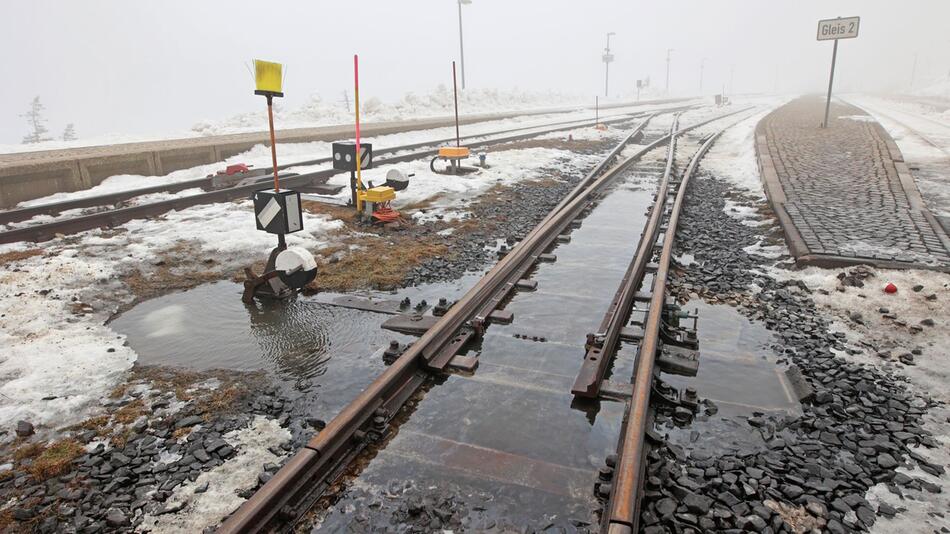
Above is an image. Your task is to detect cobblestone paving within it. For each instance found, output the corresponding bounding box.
[759,96,950,267]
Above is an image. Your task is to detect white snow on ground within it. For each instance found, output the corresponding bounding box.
[864,407,950,534]
[138,416,291,533]
[911,78,950,100]
[769,265,950,533]
[700,100,789,198]
[191,87,655,137]
[371,146,603,209]
[0,88,673,154]
[697,96,949,530]
[0,110,626,435]
[847,94,950,219]
[0,203,341,435]
[8,100,689,217]
[0,254,136,429]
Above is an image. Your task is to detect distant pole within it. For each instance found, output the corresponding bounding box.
[822,38,839,128]
[603,32,615,98]
[665,49,673,93]
[699,58,706,93]
[729,64,735,94]
[595,96,599,124]
[910,52,918,90]
[453,61,461,147]
[457,0,469,89]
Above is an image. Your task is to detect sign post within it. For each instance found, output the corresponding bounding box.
[817,16,860,128]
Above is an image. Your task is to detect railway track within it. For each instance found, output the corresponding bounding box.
[0,106,692,244]
[216,105,753,533]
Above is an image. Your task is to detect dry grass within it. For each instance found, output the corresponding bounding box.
[192,384,244,415]
[172,427,191,441]
[112,398,145,425]
[120,241,225,306]
[0,248,43,266]
[309,236,449,292]
[12,442,44,462]
[66,415,110,434]
[109,428,135,449]
[301,200,360,228]
[28,439,83,481]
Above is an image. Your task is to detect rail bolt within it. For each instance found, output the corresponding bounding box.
[605,453,617,468]
[598,465,614,481]
[597,483,612,499]
[673,406,693,425]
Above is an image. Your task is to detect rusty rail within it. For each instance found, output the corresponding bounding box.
[0,113,654,244]
[0,107,678,229]
[604,125,735,534]
[218,108,751,533]
[572,116,680,398]
[217,116,661,534]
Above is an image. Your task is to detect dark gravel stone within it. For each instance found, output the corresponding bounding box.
[15,420,34,437]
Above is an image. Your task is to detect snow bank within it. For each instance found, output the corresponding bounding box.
[700,99,789,198]
[138,416,291,532]
[0,253,135,429]
[0,88,619,155]
[191,87,602,137]
[0,200,341,435]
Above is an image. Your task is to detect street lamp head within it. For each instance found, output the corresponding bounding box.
[459,0,472,5]
[607,32,616,36]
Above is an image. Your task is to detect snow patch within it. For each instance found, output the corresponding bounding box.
[139,416,291,532]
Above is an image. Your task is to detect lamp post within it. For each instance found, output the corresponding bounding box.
[603,32,616,98]
[457,0,471,89]
[665,48,674,93]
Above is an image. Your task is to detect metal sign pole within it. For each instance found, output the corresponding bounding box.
[822,38,839,128]
[265,95,280,191]
[453,61,461,148]
[354,54,364,212]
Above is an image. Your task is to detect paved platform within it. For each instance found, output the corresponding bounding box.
[756,96,950,271]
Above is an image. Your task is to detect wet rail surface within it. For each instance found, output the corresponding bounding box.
[210,108,757,533]
[105,106,760,533]
[313,160,665,529]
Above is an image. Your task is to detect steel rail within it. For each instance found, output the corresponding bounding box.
[572,115,680,398]
[605,126,731,534]
[0,106,676,227]
[218,108,750,533]
[216,116,658,534]
[0,110,676,245]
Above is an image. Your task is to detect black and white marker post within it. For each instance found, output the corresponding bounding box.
[816,16,860,128]
[243,60,318,303]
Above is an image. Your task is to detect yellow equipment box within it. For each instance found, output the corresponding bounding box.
[438,146,470,159]
[359,186,396,203]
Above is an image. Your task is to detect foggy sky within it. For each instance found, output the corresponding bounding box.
[2,0,948,144]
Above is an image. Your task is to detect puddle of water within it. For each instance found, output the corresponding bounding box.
[658,300,801,455]
[110,281,417,416]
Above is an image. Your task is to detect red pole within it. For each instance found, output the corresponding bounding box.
[452,61,460,148]
[354,54,361,165]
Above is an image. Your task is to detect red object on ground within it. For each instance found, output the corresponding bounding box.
[225,163,250,176]
[884,282,898,294]
[371,206,402,223]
